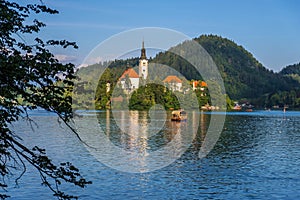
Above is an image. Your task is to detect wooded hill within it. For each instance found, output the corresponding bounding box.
[154,35,299,101]
[279,62,300,83]
[75,35,300,109]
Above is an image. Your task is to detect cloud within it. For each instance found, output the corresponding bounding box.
[76,63,89,68]
[75,56,104,69]
[54,54,77,63]
[76,54,118,69]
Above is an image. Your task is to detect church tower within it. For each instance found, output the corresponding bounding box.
[139,40,148,80]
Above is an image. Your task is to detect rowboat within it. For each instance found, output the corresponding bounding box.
[171,110,187,121]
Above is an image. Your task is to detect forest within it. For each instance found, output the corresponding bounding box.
[74,35,300,110]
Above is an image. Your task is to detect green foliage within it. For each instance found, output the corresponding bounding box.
[129,84,181,110]
[74,58,140,110]
[76,34,300,110]
[0,1,91,199]
[280,62,300,75]
[94,68,113,109]
[253,62,300,108]
[226,94,235,110]
[194,89,210,107]
[153,34,300,108]
[263,89,300,109]
[279,63,300,84]
[153,51,202,80]
[194,35,299,100]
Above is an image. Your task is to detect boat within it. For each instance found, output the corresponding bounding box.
[233,104,242,111]
[171,110,187,121]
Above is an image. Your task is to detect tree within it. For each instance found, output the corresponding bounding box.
[0,1,91,199]
[95,68,113,109]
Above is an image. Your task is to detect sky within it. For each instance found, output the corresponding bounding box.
[28,0,300,71]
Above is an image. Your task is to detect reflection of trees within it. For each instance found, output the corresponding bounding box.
[163,118,184,142]
[191,112,211,151]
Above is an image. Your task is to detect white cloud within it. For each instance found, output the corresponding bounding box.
[76,54,118,69]
[54,54,77,63]
[75,56,104,69]
[76,63,89,68]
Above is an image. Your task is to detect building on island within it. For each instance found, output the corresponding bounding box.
[163,75,183,92]
[191,80,207,91]
[119,41,148,93]
[119,68,140,91]
[138,40,148,80]
[191,80,208,96]
[118,41,207,95]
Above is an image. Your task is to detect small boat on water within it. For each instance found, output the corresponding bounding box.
[171,110,187,121]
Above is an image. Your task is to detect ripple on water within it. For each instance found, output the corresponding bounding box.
[5,110,300,199]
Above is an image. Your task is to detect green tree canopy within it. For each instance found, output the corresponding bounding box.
[0,1,91,199]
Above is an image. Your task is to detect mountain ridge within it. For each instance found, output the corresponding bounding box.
[76,34,300,109]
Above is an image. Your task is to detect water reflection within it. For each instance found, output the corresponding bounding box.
[9,110,300,199]
[75,110,199,172]
[98,110,193,152]
[191,112,210,151]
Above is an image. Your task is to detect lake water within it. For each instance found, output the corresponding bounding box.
[5,110,300,199]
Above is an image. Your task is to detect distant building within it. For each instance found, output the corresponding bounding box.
[138,40,148,80]
[118,41,148,93]
[119,68,139,92]
[163,75,182,92]
[191,80,207,91]
[191,80,208,96]
[117,42,207,95]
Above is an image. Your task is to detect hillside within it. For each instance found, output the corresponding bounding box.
[280,62,300,75]
[154,35,299,100]
[279,62,300,83]
[75,35,300,109]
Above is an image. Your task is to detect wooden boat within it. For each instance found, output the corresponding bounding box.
[171,110,187,121]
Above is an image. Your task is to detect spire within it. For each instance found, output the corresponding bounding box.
[140,40,146,59]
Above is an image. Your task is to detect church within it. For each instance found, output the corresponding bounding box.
[118,41,184,93]
[119,41,149,92]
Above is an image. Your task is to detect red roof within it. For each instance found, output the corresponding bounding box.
[192,80,207,87]
[163,76,182,83]
[120,68,139,79]
[200,81,207,87]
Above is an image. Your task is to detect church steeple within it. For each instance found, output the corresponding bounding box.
[140,40,147,59]
[139,40,148,80]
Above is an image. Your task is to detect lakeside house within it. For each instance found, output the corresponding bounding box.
[163,75,183,92]
[191,80,208,96]
[191,80,207,91]
[119,67,140,92]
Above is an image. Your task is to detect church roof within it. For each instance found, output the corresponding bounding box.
[120,68,139,79]
[163,75,182,83]
[140,40,147,59]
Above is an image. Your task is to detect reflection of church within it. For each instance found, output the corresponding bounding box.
[119,41,148,92]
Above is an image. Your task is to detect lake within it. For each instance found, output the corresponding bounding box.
[6,110,300,199]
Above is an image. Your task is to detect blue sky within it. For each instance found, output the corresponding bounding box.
[36,0,300,71]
